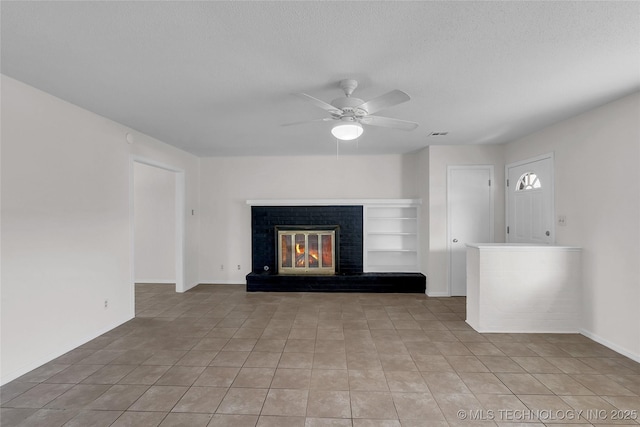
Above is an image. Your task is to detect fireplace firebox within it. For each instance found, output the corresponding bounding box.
[275,226,339,275]
[278,229,335,275]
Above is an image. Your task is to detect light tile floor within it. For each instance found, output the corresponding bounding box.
[1,284,639,426]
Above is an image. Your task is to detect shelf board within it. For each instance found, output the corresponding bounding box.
[247,198,421,206]
[365,266,420,272]
[367,249,417,253]
[368,217,417,220]
[367,232,415,236]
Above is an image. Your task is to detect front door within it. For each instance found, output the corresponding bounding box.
[506,154,554,244]
[448,166,493,296]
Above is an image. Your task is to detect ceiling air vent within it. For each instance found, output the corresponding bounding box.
[429,132,449,136]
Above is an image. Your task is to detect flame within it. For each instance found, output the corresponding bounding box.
[295,243,304,254]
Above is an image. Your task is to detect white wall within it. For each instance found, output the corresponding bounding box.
[504,92,640,361]
[0,75,200,384]
[134,162,176,283]
[423,144,506,296]
[198,155,419,283]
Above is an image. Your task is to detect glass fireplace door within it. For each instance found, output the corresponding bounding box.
[278,230,335,275]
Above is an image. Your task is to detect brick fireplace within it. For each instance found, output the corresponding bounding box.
[246,202,425,293]
[250,205,363,275]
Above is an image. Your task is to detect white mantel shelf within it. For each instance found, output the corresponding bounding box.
[246,199,422,206]
[466,243,582,251]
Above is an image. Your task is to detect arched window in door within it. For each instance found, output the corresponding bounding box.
[516,172,541,191]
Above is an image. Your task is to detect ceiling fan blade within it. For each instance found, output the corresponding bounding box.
[356,90,410,114]
[360,115,419,131]
[294,93,342,115]
[281,117,334,127]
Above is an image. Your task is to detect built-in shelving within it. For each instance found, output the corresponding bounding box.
[364,204,420,273]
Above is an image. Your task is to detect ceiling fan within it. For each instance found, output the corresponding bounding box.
[286,79,418,141]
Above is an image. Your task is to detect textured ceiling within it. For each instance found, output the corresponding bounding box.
[2,1,639,156]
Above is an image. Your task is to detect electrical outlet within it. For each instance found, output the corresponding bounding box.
[237,264,241,270]
[558,215,567,226]
[104,299,108,309]
[220,264,224,271]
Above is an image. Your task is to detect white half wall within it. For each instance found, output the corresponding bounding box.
[134,162,176,284]
[0,75,200,384]
[198,154,419,283]
[504,92,640,361]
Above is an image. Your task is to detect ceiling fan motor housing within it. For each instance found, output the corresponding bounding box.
[331,96,367,117]
[332,79,368,117]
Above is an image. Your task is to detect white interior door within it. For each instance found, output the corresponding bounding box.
[448,166,493,296]
[506,154,554,244]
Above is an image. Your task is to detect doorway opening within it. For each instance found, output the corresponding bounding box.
[130,156,186,316]
[134,162,176,284]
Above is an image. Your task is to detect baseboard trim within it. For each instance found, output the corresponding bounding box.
[579,328,640,363]
[426,291,450,297]
[198,280,246,285]
[1,315,134,386]
[182,281,200,292]
[134,279,175,284]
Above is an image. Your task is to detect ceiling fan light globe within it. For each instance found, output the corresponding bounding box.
[331,123,363,141]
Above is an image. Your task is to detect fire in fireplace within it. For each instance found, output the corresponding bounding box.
[276,226,338,275]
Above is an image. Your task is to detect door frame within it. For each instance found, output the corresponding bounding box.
[505,152,555,244]
[447,165,494,296]
[129,155,186,316]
